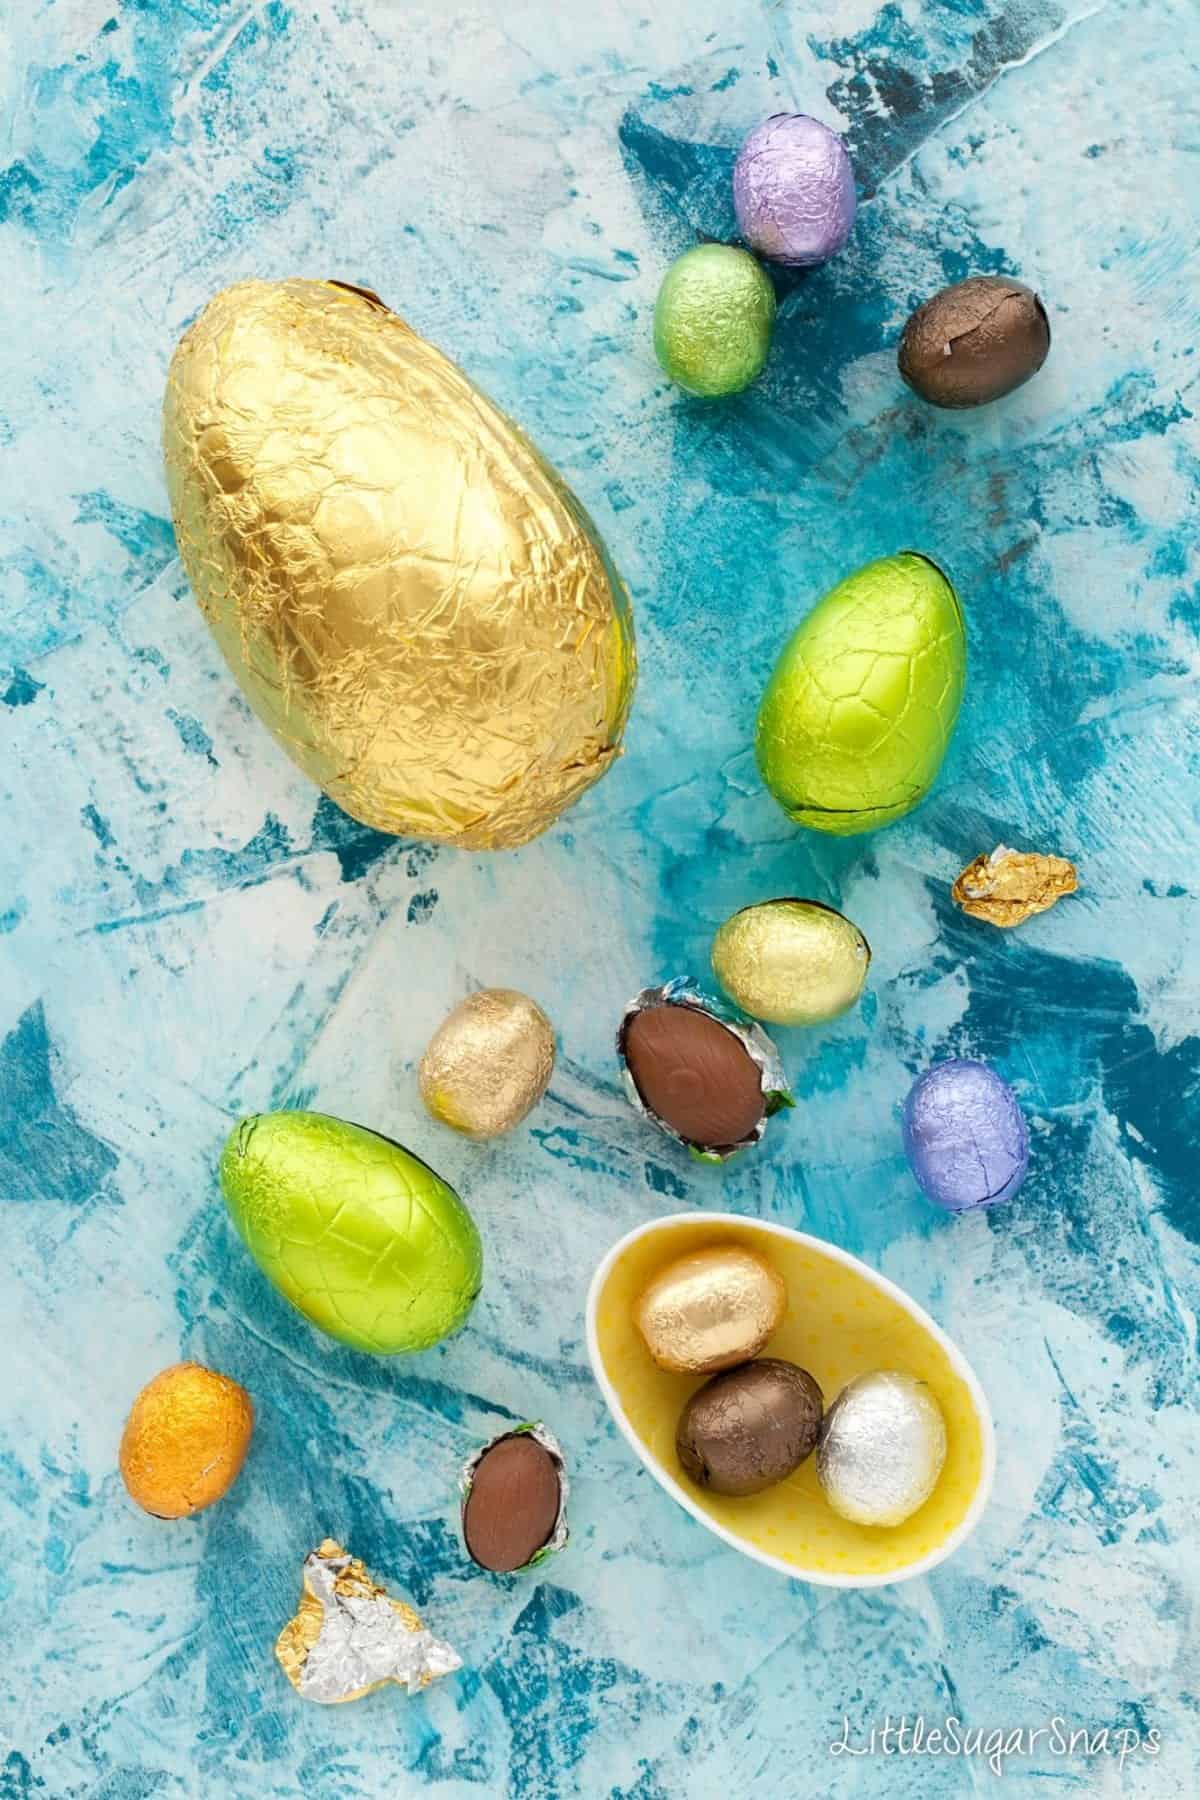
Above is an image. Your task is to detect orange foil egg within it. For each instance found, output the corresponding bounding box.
[119,1362,254,1519]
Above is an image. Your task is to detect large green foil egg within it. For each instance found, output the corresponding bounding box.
[219,1111,482,1354]
[755,553,966,835]
[653,245,776,397]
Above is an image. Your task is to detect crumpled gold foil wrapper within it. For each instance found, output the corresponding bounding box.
[162,278,636,849]
[276,1540,460,1704]
[420,988,555,1139]
[952,844,1078,928]
[634,1243,787,1374]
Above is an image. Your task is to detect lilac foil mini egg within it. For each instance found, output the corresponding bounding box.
[732,114,856,268]
[902,1059,1028,1213]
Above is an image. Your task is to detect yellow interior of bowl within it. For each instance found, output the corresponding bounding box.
[594,1218,986,1578]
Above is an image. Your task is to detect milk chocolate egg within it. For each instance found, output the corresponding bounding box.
[460,1424,568,1573]
[712,898,870,1026]
[676,1359,823,1497]
[634,1243,786,1374]
[617,980,792,1161]
[756,553,966,835]
[902,1058,1028,1212]
[654,245,776,397]
[817,1371,946,1526]
[220,1111,482,1353]
[899,276,1050,409]
[163,279,636,848]
[119,1362,253,1519]
[419,989,555,1140]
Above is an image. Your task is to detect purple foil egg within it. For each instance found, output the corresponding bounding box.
[732,114,856,268]
[902,1059,1029,1213]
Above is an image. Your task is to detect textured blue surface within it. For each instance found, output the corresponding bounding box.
[2,2,1198,1795]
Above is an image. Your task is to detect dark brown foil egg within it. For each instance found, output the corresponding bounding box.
[462,1432,563,1573]
[676,1358,824,1497]
[624,1004,763,1148]
[898,276,1050,409]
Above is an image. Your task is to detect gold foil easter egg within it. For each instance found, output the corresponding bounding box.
[634,1244,787,1374]
[712,898,870,1026]
[419,989,555,1139]
[119,1362,253,1519]
[162,279,636,849]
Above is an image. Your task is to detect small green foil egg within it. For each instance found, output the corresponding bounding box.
[756,552,966,835]
[654,245,776,397]
[712,899,870,1027]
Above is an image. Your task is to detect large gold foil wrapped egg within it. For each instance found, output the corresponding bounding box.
[162,279,637,849]
[634,1244,786,1374]
[420,989,555,1139]
[712,898,870,1026]
[119,1362,254,1519]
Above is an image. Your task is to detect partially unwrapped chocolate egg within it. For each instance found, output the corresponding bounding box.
[120,1362,253,1519]
[460,1424,568,1573]
[634,1243,786,1374]
[617,980,792,1161]
[419,989,555,1139]
[712,898,870,1026]
[677,1359,823,1496]
[898,276,1050,409]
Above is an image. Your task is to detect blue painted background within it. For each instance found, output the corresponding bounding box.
[2,1,1198,1794]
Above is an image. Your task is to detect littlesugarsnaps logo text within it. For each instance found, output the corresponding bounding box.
[829,1714,1160,1778]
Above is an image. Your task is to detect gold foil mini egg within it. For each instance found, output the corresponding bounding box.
[419,988,556,1140]
[119,1362,253,1519]
[634,1243,787,1374]
[712,898,870,1026]
[951,845,1078,928]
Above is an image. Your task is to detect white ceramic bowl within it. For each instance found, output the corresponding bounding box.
[586,1212,995,1587]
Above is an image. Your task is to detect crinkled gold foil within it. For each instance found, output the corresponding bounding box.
[634,1243,787,1374]
[162,278,636,849]
[119,1362,253,1520]
[420,989,555,1139]
[711,898,870,1026]
[276,1540,460,1704]
[951,844,1078,928]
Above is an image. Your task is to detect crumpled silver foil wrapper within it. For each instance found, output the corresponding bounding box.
[459,1421,570,1565]
[617,977,793,1164]
[276,1540,461,1704]
[817,1372,947,1528]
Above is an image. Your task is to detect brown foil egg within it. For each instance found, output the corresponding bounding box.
[462,1428,567,1573]
[119,1362,254,1519]
[676,1358,824,1497]
[898,276,1050,409]
[634,1244,787,1374]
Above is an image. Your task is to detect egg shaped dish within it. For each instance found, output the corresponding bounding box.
[587,1213,994,1586]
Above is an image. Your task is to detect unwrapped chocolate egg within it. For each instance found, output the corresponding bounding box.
[220,1111,482,1353]
[903,1059,1029,1212]
[163,278,636,849]
[817,1371,947,1526]
[460,1423,568,1573]
[634,1243,786,1374]
[676,1358,823,1497]
[732,114,856,267]
[756,552,966,835]
[120,1362,253,1519]
[419,989,555,1140]
[899,276,1050,409]
[654,245,776,397]
[712,898,870,1026]
[618,979,792,1161]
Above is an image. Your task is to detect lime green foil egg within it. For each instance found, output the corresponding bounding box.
[219,1111,482,1354]
[653,245,776,397]
[755,553,966,835]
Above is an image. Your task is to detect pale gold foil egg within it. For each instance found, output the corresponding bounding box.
[419,989,555,1140]
[634,1244,787,1374]
[712,898,870,1027]
[119,1362,254,1519]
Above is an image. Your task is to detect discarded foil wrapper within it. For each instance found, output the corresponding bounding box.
[951,844,1078,928]
[459,1422,569,1570]
[276,1539,460,1704]
[617,978,793,1164]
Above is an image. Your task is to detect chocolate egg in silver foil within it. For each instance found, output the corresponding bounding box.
[817,1370,947,1527]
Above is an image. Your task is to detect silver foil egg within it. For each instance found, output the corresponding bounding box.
[817,1371,947,1527]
